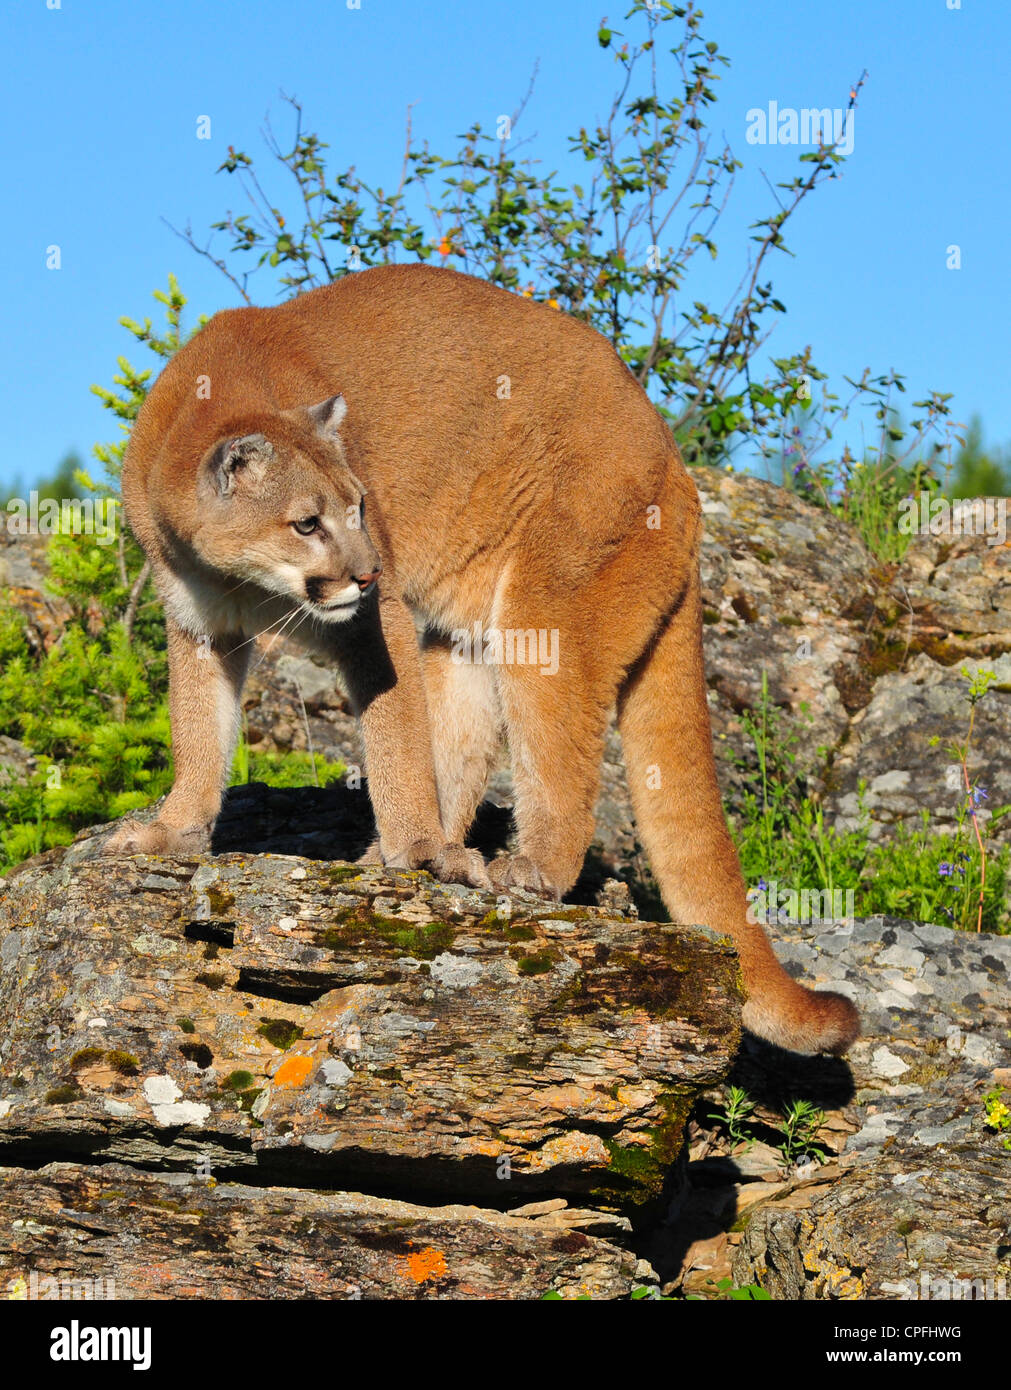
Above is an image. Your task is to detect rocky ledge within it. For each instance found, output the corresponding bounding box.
[0,840,739,1299]
[1,812,1008,1299]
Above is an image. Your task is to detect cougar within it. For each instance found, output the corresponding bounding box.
[107,263,859,1055]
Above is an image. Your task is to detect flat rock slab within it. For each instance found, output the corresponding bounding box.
[0,852,741,1214]
[0,1162,639,1300]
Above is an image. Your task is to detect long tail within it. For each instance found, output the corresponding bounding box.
[616,536,859,1056]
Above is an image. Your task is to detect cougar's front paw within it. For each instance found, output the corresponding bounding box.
[391,838,492,891]
[487,854,557,898]
[104,818,211,857]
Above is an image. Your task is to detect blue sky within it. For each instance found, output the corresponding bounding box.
[1,0,1007,493]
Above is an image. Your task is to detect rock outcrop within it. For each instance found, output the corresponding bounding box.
[5,827,1008,1300]
[0,838,740,1299]
[731,1146,1011,1302]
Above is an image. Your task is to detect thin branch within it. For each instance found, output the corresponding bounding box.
[161,218,253,304]
[122,559,151,644]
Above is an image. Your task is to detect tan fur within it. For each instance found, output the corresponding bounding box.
[107,264,859,1055]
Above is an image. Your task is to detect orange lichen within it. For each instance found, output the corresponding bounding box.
[400,1247,448,1283]
[273,1055,315,1089]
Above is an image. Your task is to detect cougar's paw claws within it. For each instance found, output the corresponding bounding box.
[487,854,556,898]
[399,839,492,891]
[104,819,210,858]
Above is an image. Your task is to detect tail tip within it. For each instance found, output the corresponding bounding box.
[816,990,861,1056]
[743,988,860,1057]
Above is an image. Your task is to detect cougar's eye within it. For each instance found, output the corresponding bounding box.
[292,516,320,536]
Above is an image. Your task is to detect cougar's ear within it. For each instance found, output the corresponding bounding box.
[207,433,274,498]
[306,394,348,443]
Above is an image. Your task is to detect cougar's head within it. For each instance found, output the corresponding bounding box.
[193,395,382,623]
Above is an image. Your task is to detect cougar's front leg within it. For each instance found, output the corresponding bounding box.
[105,616,250,856]
[335,593,490,889]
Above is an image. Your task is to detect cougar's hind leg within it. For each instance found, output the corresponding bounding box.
[616,508,859,1056]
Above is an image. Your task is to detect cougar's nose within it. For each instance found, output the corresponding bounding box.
[355,567,382,593]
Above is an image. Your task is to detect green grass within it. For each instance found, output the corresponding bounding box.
[730,671,1010,934]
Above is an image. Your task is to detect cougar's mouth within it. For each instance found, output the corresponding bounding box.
[308,580,363,623]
